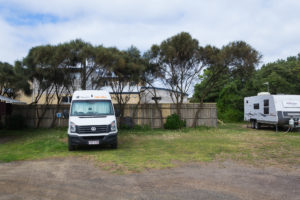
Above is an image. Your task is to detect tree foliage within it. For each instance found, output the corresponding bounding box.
[0,61,30,98]
[148,32,204,117]
[2,32,300,125]
[106,46,146,120]
[255,55,300,94]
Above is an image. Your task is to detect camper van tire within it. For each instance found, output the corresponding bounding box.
[111,138,118,149]
[68,136,75,151]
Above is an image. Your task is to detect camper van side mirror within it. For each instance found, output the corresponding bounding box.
[115,109,120,117]
[63,110,69,119]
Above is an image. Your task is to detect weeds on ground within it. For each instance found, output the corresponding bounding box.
[0,123,299,173]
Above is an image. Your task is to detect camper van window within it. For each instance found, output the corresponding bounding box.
[264,99,269,106]
[254,103,259,109]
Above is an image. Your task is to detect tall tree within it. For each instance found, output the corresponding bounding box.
[141,51,164,127]
[192,41,261,122]
[24,44,76,127]
[67,39,96,90]
[0,61,30,98]
[148,32,204,118]
[255,55,300,94]
[106,46,145,122]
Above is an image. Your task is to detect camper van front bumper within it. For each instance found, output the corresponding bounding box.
[68,133,117,146]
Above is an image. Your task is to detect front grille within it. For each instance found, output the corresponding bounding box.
[82,136,105,140]
[77,125,110,134]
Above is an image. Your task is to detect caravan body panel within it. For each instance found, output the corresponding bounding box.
[244,94,300,126]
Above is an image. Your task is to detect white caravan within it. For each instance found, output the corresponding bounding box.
[67,90,118,150]
[244,92,300,130]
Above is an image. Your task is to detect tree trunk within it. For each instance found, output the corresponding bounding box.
[176,102,182,119]
[81,62,87,90]
[192,99,204,128]
[154,101,164,128]
[36,105,48,128]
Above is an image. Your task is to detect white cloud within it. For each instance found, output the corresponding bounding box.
[0,0,300,65]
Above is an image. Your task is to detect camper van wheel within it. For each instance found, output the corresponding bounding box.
[255,121,261,130]
[68,143,75,151]
[251,120,255,129]
[68,137,75,151]
[111,138,118,149]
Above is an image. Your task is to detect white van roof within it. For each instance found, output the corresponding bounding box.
[72,90,112,101]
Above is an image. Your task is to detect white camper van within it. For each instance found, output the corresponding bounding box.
[67,90,118,151]
[244,92,300,130]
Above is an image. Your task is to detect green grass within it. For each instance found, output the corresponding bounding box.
[0,124,300,173]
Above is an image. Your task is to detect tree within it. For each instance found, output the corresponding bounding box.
[191,41,261,122]
[24,44,76,127]
[255,55,300,94]
[105,46,145,122]
[141,51,164,127]
[0,61,30,98]
[191,45,229,126]
[67,39,97,90]
[148,32,204,118]
[48,44,76,127]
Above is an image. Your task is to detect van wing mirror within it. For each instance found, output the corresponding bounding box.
[63,110,69,119]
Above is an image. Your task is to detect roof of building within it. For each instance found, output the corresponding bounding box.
[99,86,188,96]
[0,95,26,104]
[141,87,188,96]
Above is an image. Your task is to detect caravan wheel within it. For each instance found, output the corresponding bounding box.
[251,120,255,129]
[255,121,261,130]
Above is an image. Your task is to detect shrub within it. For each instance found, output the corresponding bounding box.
[164,113,186,129]
[6,114,25,130]
[119,117,134,129]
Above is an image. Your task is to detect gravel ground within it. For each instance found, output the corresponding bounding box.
[0,158,299,200]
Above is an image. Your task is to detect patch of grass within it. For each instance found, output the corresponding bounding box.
[0,123,300,173]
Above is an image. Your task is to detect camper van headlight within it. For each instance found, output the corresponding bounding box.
[70,122,76,133]
[111,121,116,132]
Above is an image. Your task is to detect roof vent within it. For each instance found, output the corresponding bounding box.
[258,92,270,96]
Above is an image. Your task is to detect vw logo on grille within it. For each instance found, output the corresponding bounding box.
[91,127,96,132]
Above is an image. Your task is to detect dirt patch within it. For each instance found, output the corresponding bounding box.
[0,158,299,200]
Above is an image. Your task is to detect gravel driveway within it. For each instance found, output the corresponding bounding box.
[0,158,299,200]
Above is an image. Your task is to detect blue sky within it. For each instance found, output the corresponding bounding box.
[0,0,300,66]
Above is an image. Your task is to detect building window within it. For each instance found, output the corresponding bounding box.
[152,97,162,101]
[62,96,72,104]
[254,103,259,109]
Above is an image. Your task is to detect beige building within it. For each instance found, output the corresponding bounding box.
[16,84,188,105]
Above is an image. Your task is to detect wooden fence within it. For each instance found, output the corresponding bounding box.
[10,103,217,128]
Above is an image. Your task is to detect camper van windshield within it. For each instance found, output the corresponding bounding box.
[71,100,114,116]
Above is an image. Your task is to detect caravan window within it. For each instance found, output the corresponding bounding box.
[264,99,269,114]
[264,107,269,114]
[264,99,269,106]
[254,103,259,109]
